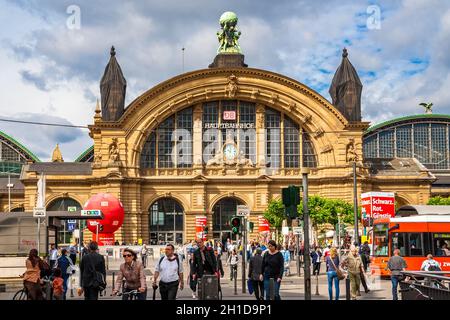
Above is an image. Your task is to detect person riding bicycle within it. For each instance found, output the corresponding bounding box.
[112,248,147,300]
[23,249,44,300]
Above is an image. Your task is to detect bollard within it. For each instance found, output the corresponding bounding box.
[345,277,351,300]
[112,272,115,294]
[234,269,238,295]
[315,274,320,296]
[269,278,275,300]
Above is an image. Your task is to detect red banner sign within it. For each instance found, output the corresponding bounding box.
[195,216,207,241]
[258,216,270,233]
[361,192,395,219]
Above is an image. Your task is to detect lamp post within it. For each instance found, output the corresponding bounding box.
[6,174,14,212]
[353,161,359,246]
[301,167,311,300]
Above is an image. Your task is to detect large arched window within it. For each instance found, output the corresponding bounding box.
[141,107,193,169]
[212,197,244,243]
[47,197,82,245]
[149,198,184,245]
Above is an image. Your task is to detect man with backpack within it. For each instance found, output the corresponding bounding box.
[79,241,106,300]
[152,243,184,300]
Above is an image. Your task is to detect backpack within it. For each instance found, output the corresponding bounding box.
[159,254,181,274]
[428,262,441,271]
[89,257,106,291]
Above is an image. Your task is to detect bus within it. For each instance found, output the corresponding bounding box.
[371,205,450,277]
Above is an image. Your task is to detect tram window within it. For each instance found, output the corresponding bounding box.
[391,233,406,256]
[432,233,450,256]
[408,233,424,256]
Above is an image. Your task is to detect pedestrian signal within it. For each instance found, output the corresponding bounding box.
[231,217,241,235]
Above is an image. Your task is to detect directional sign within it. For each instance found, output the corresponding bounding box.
[33,207,46,218]
[236,205,250,217]
[67,220,77,224]
[68,207,77,212]
[293,227,302,235]
[67,223,76,232]
[81,209,102,217]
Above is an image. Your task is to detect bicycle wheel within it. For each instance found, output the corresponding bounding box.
[13,289,28,300]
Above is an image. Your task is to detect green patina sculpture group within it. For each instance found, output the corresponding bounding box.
[217,11,242,54]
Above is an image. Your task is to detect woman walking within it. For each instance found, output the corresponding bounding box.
[227,249,239,281]
[23,249,44,300]
[325,247,341,300]
[260,240,284,300]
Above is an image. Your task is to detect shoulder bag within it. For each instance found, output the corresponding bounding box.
[329,256,345,280]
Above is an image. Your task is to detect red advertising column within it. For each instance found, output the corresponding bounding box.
[258,216,270,243]
[195,216,207,241]
[361,192,395,244]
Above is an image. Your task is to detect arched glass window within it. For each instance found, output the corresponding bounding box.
[149,198,184,245]
[141,107,193,169]
[47,198,82,245]
[212,197,244,243]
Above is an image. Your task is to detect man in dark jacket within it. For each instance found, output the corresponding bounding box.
[79,241,106,300]
[248,248,264,300]
[192,239,217,279]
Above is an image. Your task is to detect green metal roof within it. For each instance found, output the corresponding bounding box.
[365,114,450,134]
[0,130,40,162]
[75,145,93,162]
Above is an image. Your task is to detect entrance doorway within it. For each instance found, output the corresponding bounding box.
[149,198,184,245]
[212,197,244,246]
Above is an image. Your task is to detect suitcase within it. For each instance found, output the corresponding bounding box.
[198,275,220,300]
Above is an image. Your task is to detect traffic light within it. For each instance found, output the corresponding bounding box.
[282,185,301,219]
[248,221,254,233]
[230,217,241,235]
[99,224,104,232]
[204,226,209,235]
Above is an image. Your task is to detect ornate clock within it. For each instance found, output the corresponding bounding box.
[223,142,238,162]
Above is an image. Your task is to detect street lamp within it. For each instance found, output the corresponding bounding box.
[301,167,311,300]
[352,161,359,246]
[6,174,14,212]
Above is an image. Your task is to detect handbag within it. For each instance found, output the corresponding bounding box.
[329,257,345,280]
[247,279,254,295]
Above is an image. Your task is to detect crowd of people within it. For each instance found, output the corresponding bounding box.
[21,235,445,301]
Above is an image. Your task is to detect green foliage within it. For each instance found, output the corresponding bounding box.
[264,199,285,229]
[428,196,450,205]
[297,195,354,226]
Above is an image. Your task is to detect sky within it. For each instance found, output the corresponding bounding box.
[0,0,449,161]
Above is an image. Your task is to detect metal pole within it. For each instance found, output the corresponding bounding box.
[242,217,246,294]
[302,168,311,300]
[96,224,99,242]
[8,174,11,212]
[234,234,238,295]
[37,217,41,254]
[315,274,320,295]
[338,215,341,259]
[353,161,359,246]
[296,230,301,276]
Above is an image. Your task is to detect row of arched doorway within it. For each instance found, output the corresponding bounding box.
[44,197,244,245]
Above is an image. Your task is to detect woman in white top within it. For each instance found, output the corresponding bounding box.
[226,250,239,281]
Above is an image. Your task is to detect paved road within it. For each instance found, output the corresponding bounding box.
[0,256,393,300]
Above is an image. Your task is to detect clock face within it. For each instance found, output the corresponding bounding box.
[224,143,237,161]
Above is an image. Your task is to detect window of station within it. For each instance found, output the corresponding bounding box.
[149,198,184,245]
[284,116,300,168]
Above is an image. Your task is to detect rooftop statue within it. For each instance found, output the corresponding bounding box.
[217,11,242,54]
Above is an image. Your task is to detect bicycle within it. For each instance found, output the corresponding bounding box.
[399,283,433,300]
[13,276,53,300]
[112,289,141,300]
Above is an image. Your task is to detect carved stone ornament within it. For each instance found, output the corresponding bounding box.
[108,138,121,166]
[94,152,102,167]
[225,74,238,98]
[346,139,359,162]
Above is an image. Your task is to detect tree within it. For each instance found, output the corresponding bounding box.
[297,196,354,227]
[263,199,285,243]
[428,196,450,205]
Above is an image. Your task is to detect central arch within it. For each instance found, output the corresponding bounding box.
[148,197,184,245]
[212,197,245,244]
[121,68,349,171]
